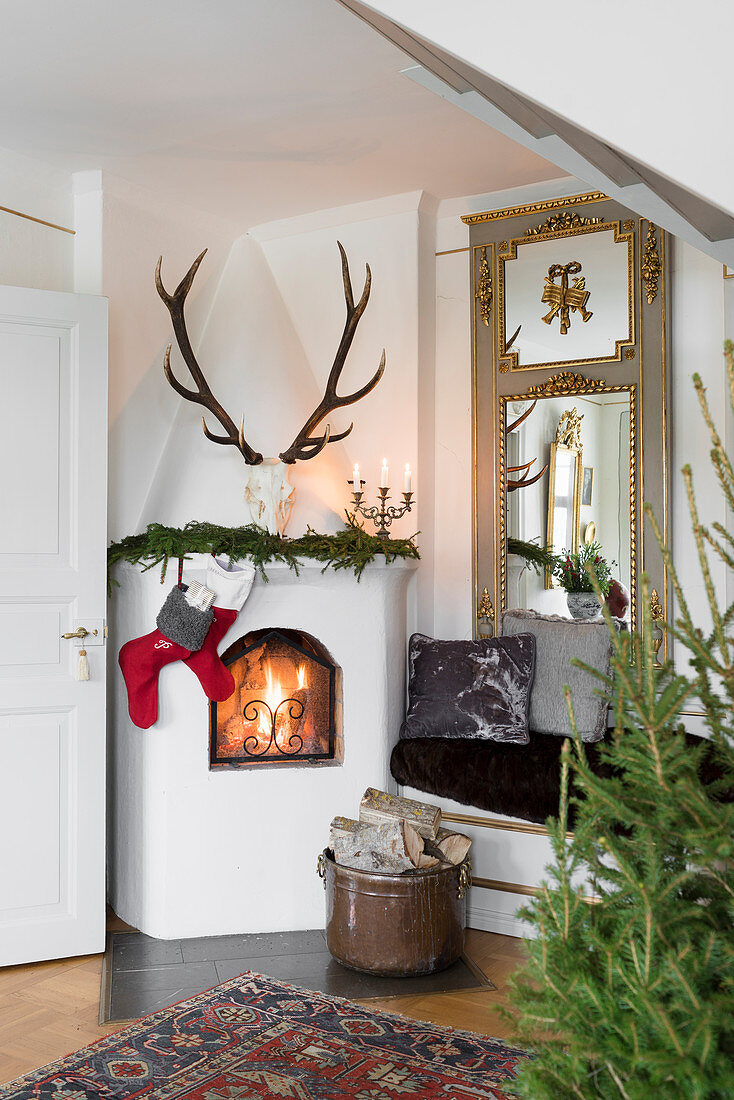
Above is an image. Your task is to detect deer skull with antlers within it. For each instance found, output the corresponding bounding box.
[155,243,385,535]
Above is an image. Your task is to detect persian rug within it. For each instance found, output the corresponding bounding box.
[1,971,527,1099]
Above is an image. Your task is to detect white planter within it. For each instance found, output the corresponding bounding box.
[566,591,602,620]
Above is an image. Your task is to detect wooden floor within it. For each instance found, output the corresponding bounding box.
[0,920,526,1087]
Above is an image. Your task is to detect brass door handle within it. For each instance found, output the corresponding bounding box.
[61,627,98,640]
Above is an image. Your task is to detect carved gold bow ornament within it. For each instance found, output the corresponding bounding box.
[541,261,593,335]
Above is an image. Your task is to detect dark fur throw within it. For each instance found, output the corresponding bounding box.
[390,732,730,827]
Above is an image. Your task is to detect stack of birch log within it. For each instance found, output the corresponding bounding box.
[329,787,472,874]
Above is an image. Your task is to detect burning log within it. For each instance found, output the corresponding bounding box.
[332,819,439,874]
[359,788,441,840]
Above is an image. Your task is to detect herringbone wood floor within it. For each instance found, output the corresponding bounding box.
[0,919,526,1086]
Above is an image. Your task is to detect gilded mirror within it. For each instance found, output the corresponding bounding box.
[467,191,669,648]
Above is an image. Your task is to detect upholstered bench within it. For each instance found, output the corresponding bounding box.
[390,612,729,935]
[390,730,728,828]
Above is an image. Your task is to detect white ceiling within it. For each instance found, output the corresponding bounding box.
[3,0,561,227]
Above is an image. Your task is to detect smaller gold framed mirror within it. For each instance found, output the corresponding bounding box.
[545,408,583,587]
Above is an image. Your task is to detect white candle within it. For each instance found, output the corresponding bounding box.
[380,458,389,488]
[352,464,361,489]
[404,464,412,493]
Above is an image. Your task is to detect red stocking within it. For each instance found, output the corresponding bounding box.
[118,630,190,729]
[183,607,237,701]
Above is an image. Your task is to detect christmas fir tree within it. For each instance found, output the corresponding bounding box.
[505,347,734,1099]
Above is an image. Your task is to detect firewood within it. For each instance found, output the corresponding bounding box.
[329,816,439,869]
[332,819,437,874]
[436,828,472,865]
[359,788,441,840]
[401,820,439,868]
[422,839,453,865]
[329,816,362,847]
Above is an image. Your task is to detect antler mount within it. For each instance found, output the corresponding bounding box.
[155,250,263,466]
[155,243,385,469]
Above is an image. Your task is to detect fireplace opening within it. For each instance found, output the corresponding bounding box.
[209,628,341,769]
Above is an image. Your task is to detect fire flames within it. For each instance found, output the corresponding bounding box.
[213,633,334,766]
[256,662,308,740]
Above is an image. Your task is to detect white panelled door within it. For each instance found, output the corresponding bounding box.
[0,284,108,966]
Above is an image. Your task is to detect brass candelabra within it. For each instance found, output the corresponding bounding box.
[350,482,414,539]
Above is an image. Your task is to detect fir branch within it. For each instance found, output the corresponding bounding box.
[506,348,734,1099]
[683,464,732,669]
[507,537,556,574]
[107,516,419,591]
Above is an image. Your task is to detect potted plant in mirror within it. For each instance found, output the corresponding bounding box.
[552,542,614,621]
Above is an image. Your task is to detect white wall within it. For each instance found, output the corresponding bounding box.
[670,239,728,637]
[96,175,241,541]
[0,146,74,292]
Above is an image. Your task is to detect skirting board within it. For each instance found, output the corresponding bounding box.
[468,888,535,939]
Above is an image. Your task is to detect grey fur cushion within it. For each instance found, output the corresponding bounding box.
[156,585,214,652]
[501,610,612,741]
[400,632,536,745]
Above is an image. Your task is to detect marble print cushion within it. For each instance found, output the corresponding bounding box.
[400,632,536,745]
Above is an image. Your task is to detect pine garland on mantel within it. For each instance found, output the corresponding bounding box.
[107,516,420,589]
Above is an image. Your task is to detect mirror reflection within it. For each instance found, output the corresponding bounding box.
[506,391,632,617]
[545,407,583,580]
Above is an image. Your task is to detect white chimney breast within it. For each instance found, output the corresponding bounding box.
[108,555,416,939]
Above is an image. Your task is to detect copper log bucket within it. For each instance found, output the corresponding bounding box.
[318,848,470,977]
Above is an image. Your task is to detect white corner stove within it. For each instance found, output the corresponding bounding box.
[108,555,416,939]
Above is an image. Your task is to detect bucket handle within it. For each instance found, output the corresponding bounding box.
[316,852,327,890]
[458,859,472,899]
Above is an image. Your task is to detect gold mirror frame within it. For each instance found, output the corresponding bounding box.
[499,379,637,623]
[466,191,669,653]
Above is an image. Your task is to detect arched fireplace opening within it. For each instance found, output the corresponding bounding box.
[209,628,342,769]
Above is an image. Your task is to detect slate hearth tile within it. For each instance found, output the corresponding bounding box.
[221,956,486,1001]
[109,985,213,1022]
[112,932,184,970]
[115,960,219,993]
[181,929,327,963]
[318,958,487,1000]
[214,950,333,984]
